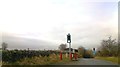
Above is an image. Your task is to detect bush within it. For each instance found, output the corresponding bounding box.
[2,50,60,63]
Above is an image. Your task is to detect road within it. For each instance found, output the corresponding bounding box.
[64,58,118,65]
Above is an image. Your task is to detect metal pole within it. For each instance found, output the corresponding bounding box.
[69,42,72,60]
[69,42,71,56]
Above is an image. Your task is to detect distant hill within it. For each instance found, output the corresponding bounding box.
[2,34,58,50]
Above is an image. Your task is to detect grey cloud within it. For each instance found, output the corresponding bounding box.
[2,34,58,50]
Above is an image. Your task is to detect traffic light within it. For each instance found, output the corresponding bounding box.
[67,33,71,43]
[93,48,95,51]
[67,35,71,40]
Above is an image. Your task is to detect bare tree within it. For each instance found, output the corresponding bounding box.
[2,42,8,50]
[58,43,67,51]
[98,36,118,56]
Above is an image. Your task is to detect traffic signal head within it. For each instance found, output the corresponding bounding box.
[67,35,71,40]
[67,33,71,43]
[93,48,95,51]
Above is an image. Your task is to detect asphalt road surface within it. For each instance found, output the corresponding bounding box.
[64,58,118,65]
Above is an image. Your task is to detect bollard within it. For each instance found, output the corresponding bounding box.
[66,53,68,58]
[74,53,77,60]
[60,51,62,60]
[76,53,78,60]
[70,53,72,60]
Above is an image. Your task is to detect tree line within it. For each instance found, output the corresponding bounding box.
[96,36,118,57]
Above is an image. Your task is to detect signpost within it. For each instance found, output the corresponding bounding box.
[67,33,72,60]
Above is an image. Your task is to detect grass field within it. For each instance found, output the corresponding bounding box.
[95,57,119,64]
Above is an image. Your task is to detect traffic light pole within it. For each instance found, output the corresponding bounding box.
[69,42,71,55]
[69,42,72,60]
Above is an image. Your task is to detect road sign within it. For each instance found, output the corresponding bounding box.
[93,50,96,55]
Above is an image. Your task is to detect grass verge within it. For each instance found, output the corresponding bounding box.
[95,56,118,64]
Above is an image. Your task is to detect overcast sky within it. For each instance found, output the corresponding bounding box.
[0,0,119,49]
